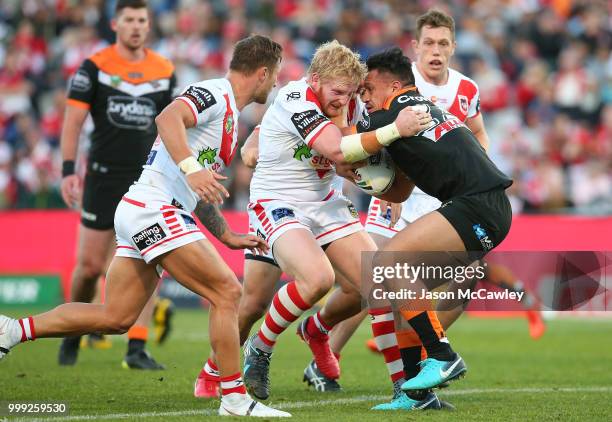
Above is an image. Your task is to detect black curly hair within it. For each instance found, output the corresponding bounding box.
[365,47,415,87]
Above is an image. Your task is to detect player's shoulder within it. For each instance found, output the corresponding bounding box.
[179,79,227,114]
[275,78,322,113]
[385,86,431,110]
[448,68,479,94]
[87,45,115,69]
[143,49,175,75]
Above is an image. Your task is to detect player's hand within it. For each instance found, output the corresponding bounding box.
[220,231,269,254]
[379,200,402,228]
[186,169,229,205]
[336,159,366,182]
[60,174,82,209]
[395,106,432,137]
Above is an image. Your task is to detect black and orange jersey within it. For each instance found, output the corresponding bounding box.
[356,87,512,201]
[67,45,176,171]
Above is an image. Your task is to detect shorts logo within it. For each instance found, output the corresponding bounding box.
[271,208,295,222]
[291,110,328,140]
[132,223,167,251]
[145,150,157,165]
[70,69,91,92]
[107,96,156,130]
[182,86,216,113]
[181,214,197,228]
[347,204,359,219]
[256,228,267,240]
[472,224,493,251]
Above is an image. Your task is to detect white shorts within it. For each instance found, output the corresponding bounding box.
[247,191,363,258]
[244,219,278,267]
[364,197,408,239]
[114,195,205,265]
[401,188,442,223]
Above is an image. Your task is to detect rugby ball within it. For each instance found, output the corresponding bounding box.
[354,151,396,195]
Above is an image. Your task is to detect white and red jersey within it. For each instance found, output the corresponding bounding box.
[250,78,365,202]
[134,78,239,211]
[412,63,480,123]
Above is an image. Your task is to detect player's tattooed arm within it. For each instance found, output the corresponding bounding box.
[195,201,269,253]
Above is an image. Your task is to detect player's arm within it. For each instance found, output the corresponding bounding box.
[311,105,432,163]
[59,104,89,208]
[465,113,489,152]
[194,201,268,254]
[241,126,260,169]
[155,99,229,204]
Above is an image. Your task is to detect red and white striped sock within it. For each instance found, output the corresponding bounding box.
[18,317,36,343]
[201,358,219,379]
[220,372,247,397]
[253,281,310,352]
[369,308,405,383]
[306,311,333,338]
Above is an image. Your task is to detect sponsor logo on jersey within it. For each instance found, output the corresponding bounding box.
[197,147,218,166]
[70,69,91,92]
[107,96,157,130]
[472,224,493,251]
[293,141,332,178]
[132,223,167,251]
[181,214,197,228]
[271,208,295,222]
[291,110,328,140]
[183,86,216,113]
[286,91,301,101]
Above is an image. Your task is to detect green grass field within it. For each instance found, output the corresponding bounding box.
[1,308,611,421]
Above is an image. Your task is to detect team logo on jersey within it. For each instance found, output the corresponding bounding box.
[132,223,167,251]
[271,208,295,223]
[225,115,234,134]
[110,75,122,87]
[107,96,157,130]
[291,110,328,140]
[197,147,218,166]
[183,86,217,113]
[347,203,359,219]
[293,142,313,161]
[472,224,494,251]
[70,69,91,92]
[458,95,469,115]
[286,91,301,101]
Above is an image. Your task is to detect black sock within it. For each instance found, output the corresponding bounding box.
[127,339,146,355]
[400,346,422,380]
[406,312,454,361]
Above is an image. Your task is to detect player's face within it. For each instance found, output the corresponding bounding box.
[254,61,281,104]
[112,7,150,51]
[312,77,359,118]
[359,70,399,113]
[413,25,456,82]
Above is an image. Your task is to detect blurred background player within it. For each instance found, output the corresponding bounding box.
[58,0,176,369]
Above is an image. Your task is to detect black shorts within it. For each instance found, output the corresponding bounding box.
[81,167,143,230]
[437,188,512,260]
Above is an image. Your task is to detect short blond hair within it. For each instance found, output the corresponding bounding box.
[308,40,366,85]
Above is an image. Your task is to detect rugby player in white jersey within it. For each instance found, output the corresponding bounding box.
[0,35,291,417]
[223,40,436,401]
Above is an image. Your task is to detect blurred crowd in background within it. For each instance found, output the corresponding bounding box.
[0,0,610,214]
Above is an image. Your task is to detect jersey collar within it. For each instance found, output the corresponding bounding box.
[382,85,417,110]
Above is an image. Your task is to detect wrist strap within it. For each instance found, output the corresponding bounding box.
[375,122,401,146]
[178,156,204,175]
[62,160,75,177]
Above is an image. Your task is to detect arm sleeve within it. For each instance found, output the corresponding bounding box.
[176,84,224,126]
[66,59,97,110]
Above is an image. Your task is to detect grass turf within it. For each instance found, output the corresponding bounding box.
[1,308,611,421]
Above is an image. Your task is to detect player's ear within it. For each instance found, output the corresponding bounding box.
[391,80,403,91]
[110,18,118,32]
[411,38,418,53]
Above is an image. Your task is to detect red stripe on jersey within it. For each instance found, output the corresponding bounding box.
[219,94,237,166]
[322,189,335,201]
[307,121,334,148]
[447,79,478,122]
[347,98,356,123]
[122,196,146,208]
[176,97,198,124]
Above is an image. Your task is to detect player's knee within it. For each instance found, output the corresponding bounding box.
[211,275,242,310]
[76,256,105,282]
[240,298,269,321]
[300,269,335,300]
[102,311,138,334]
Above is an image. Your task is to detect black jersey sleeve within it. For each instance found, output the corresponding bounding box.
[355,104,401,133]
[66,59,98,107]
[167,72,179,104]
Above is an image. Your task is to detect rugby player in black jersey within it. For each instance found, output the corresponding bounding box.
[313,47,513,409]
[58,0,176,369]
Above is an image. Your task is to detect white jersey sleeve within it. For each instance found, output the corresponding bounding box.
[467,83,480,119]
[176,84,225,126]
